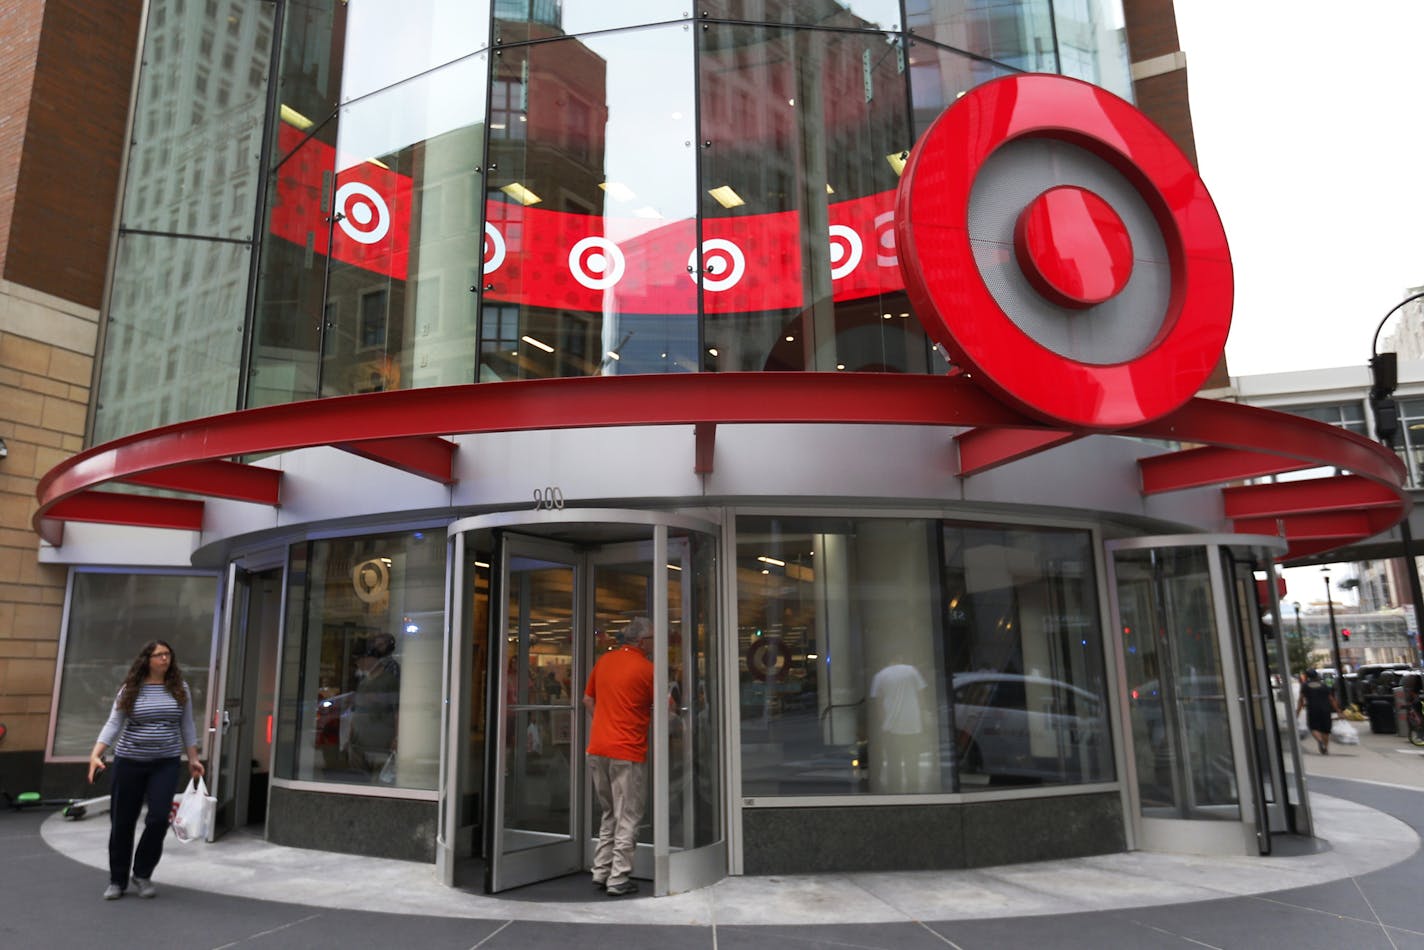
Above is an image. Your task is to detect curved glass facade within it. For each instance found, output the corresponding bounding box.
[93,0,1130,441]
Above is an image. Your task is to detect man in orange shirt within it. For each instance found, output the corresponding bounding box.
[583,616,654,897]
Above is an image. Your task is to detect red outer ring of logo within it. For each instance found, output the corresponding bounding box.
[894,74,1233,429]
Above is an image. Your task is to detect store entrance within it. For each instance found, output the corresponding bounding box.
[210,563,281,839]
[442,512,725,896]
[1107,535,1304,856]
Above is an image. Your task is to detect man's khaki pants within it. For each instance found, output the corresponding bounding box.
[589,754,645,887]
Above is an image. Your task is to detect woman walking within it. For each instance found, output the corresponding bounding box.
[87,640,204,900]
[1296,668,1342,755]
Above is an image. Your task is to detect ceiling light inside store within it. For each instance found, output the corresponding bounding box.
[885,151,908,176]
[501,182,542,205]
[757,556,786,567]
[600,181,637,202]
[279,103,314,130]
[826,183,835,195]
[707,185,745,209]
[521,335,555,353]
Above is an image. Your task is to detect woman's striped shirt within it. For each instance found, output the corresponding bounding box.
[97,683,198,760]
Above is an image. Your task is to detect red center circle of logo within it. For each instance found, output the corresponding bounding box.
[894,74,1233,430]
[1014,185,1134,309]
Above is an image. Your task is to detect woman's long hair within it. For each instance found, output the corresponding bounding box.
[116,640,187,713]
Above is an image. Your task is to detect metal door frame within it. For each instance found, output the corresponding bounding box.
[1106,534,1286,857]
[208,553,285,841]
[445,508,725,896]
[487,534,585,892]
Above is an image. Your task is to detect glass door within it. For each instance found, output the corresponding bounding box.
[1108,536,1284,856]
[449,509,726,896]
[488,536,582,892]
[1223,549,1306,840]
[210,565,282,839]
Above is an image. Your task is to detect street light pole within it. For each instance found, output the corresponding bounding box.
[1323,567,1346,707]
[1369,291,1424,667]
[1292,600,1302,675]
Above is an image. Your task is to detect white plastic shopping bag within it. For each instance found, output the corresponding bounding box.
[1331,717,1361,745]
[171,776,216,843]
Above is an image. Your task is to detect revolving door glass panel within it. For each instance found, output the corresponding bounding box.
[1115,546,1240,820]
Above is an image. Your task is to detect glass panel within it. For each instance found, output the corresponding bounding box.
[1226,554,1274,806]
[273,530,445,789]
[253,52,489,404]
[908,41,1016,140]
[341,0,492,104]
[737,516,1108,797]
[670,529,721,849]
[699,24,926,373]
[461,534,494,858]
[942,522,1111,789]
[699,0,901,31]
[479,26,699,381]
[495,0,688,45]
[736,517,946,796]
[119,0,272,239]
[52,573,218,757]
[93,234,250,442]
[591,555,653,849]
[905,0,1058,74]
[1394,397,1424,487]
[1115,546,1240,819]
[502,553,576,848]
[1052,0,1132,100]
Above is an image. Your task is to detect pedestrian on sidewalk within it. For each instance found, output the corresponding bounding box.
[583,617,654,898]
[87,640,205,900]
[1296,668,1342,755]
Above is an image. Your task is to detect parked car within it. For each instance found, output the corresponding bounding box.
[949,672,1109,786]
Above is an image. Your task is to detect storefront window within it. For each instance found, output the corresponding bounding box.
[274,529,446,791]
[477,24,699,381]
[736,516,1110,797]
[699,24,928,374]
[51,572,219,758]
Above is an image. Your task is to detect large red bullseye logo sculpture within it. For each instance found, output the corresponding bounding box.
[896,74,1233,429]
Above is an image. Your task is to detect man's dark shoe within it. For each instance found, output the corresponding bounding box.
[592,877,608,889]
[605,880,639,897]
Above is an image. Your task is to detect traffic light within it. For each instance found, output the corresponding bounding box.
[1341,627,1351,640]
[1370,352,1400,447]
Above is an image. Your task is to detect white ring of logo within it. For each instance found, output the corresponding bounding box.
[483,222,506,274]
[334,182,390,245]
[569,237,626,290]
[873,210,898,267]
[687,239,746,292]
[828,224,863,280]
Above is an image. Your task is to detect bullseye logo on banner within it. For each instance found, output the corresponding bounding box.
[896,74,1233,429]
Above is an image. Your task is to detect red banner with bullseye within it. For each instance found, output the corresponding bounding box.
[271,122,904,312]
[270,124,413,280]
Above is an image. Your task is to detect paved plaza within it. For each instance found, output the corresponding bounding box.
[4,729,1424,948]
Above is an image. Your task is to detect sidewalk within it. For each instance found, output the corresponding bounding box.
[28,725,1424,929]
[1302,713,1424,787]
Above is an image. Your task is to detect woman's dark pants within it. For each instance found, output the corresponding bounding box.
[108,756,182,888]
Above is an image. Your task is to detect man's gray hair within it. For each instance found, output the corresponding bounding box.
[619,617,652,643]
